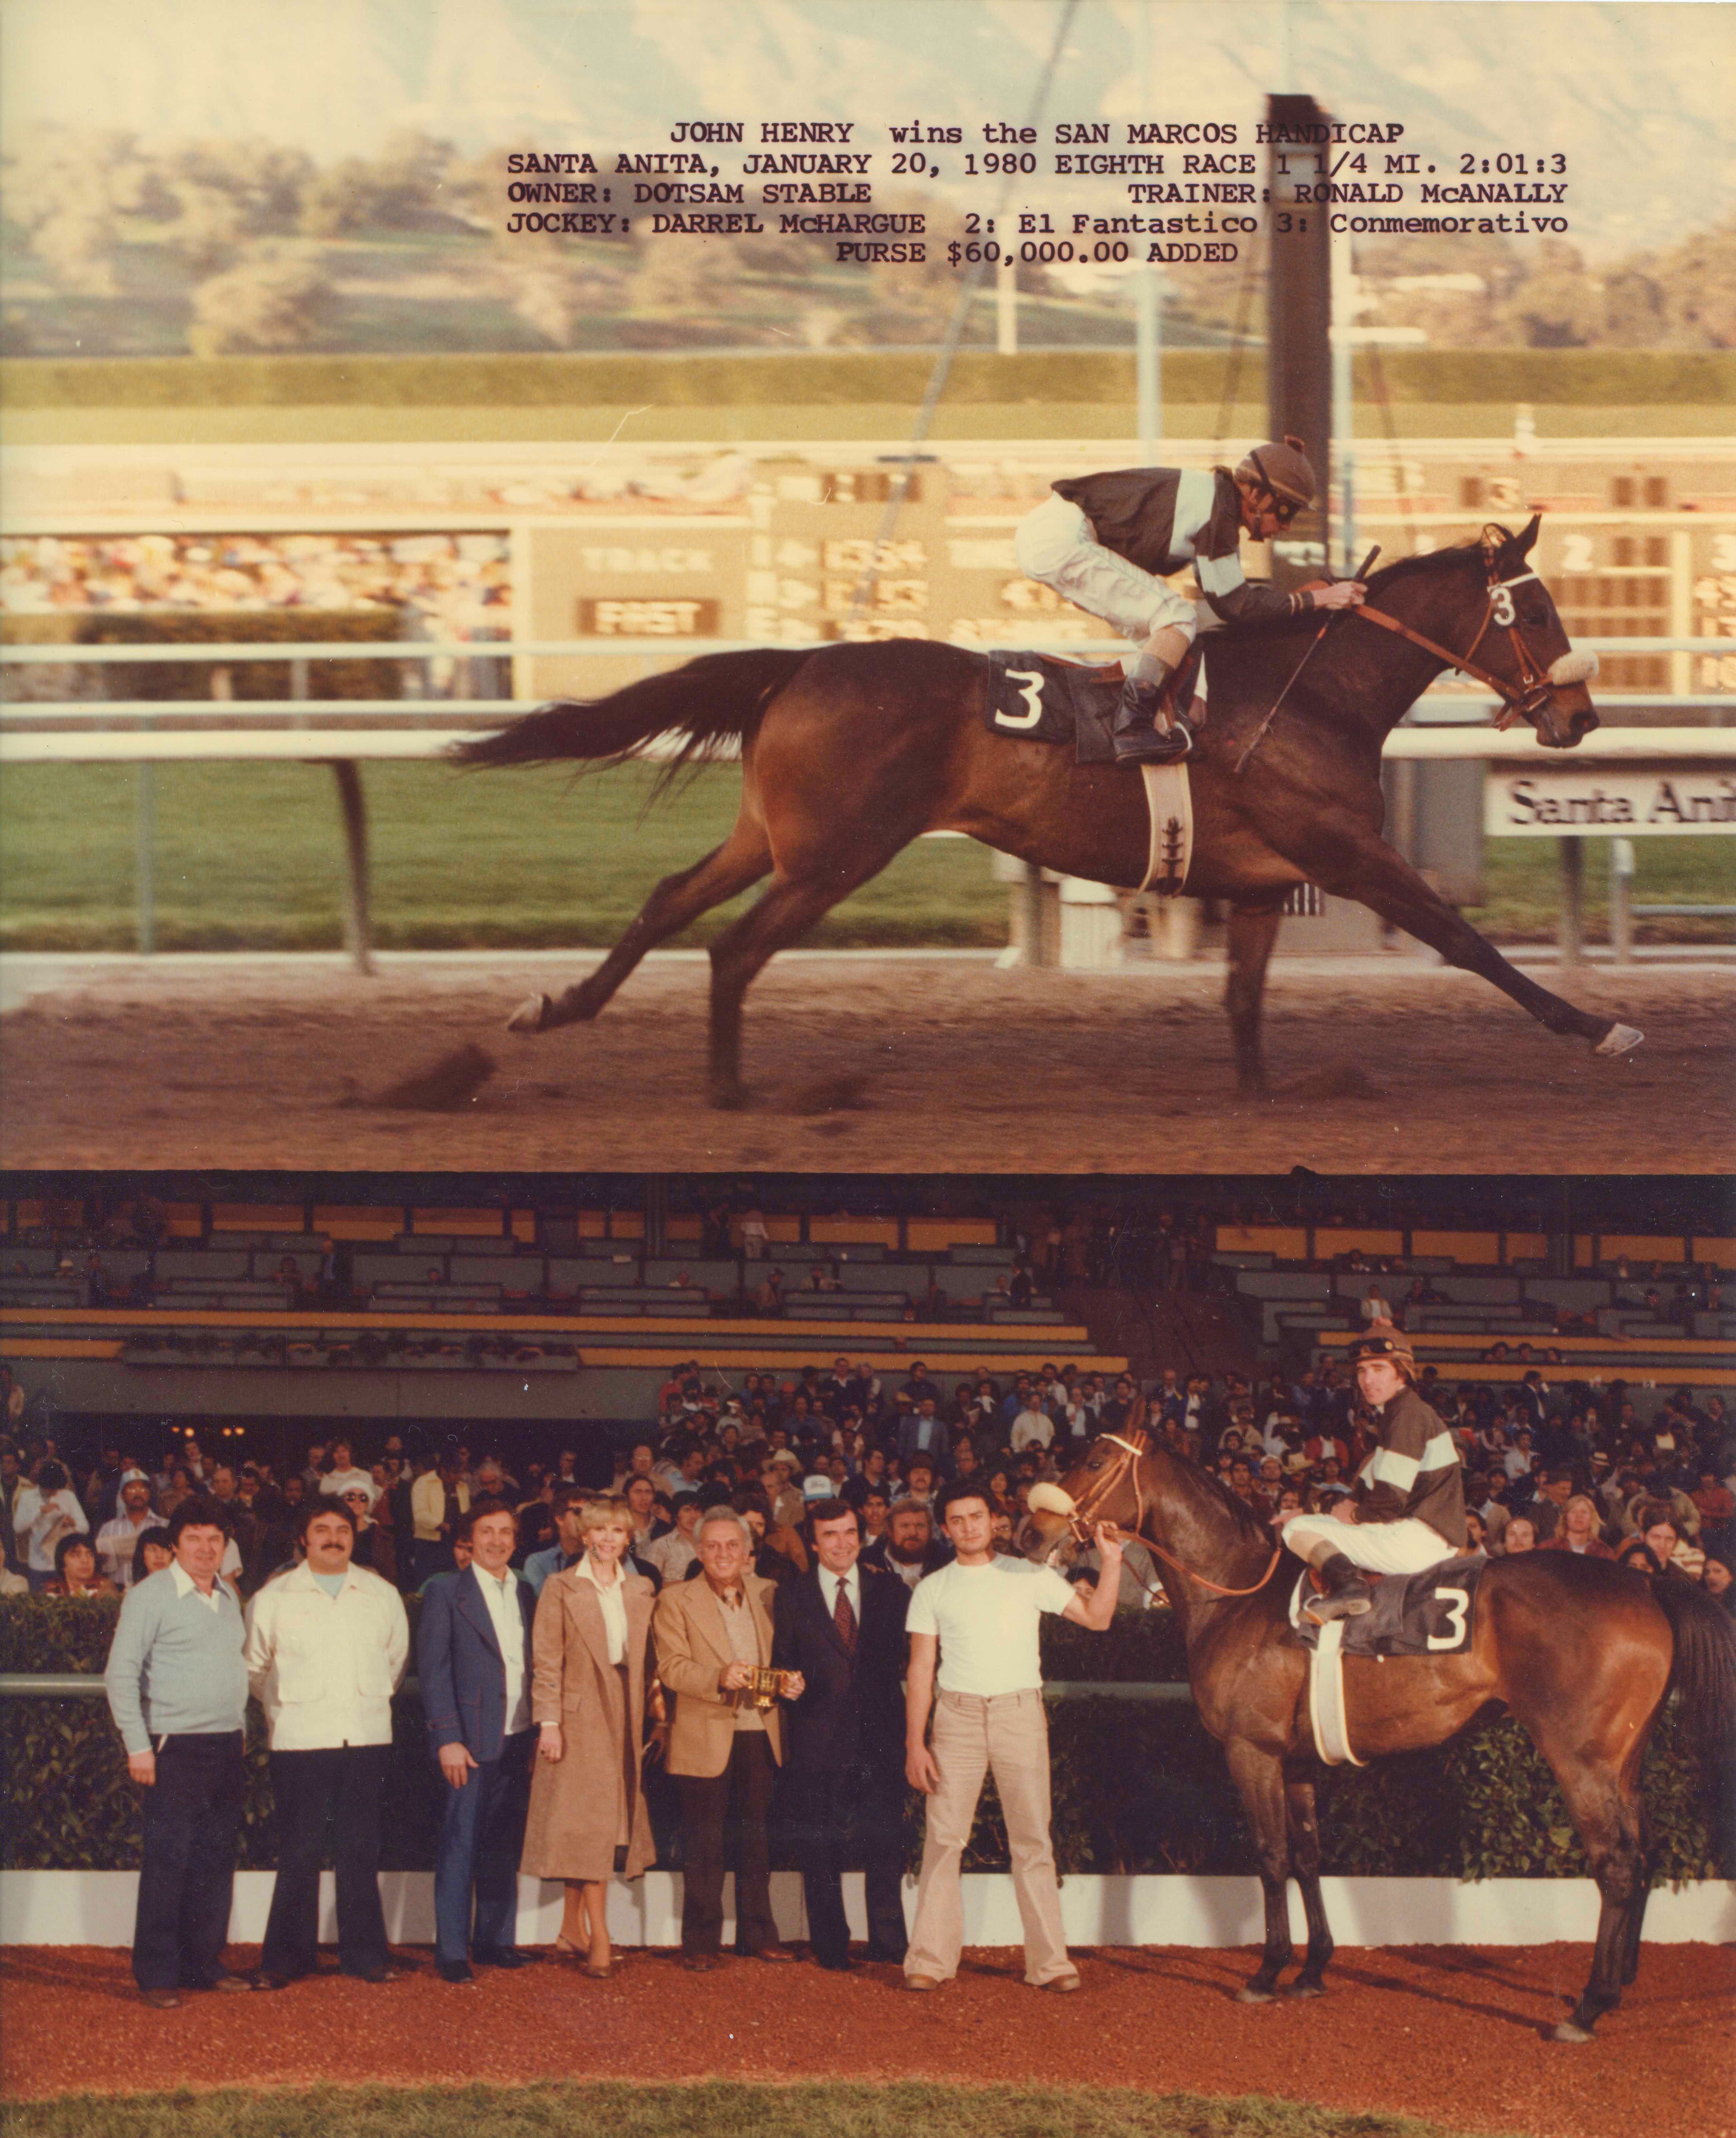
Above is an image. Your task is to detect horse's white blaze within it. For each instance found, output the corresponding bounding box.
[1594,1022,1644,1057]
[1548,649,1599,686]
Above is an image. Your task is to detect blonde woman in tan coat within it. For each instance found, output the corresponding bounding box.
[521,1495,664,1978]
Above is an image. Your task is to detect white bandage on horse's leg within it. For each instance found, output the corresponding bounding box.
[1547,649,1599,686]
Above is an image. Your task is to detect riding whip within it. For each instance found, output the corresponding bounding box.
[1233,546,1381,777]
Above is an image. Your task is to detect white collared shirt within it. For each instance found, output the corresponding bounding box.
[170,1559,223,1614]
[573,1553,629,1666]
[476,1566,531,1733]
[817,1565,861,1627]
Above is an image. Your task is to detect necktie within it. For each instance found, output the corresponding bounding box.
[832,1578,856,1656]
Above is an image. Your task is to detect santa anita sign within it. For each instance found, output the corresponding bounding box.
[1485,770,1736,835]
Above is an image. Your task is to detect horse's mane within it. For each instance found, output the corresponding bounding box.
[1147,1437,1276,1551]
[1361,525,1521,599]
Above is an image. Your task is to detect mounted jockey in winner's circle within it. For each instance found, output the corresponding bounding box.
[1014,436,1367,763]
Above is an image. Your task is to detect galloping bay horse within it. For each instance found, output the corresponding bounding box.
[459,517,1641,1108]
[1021,1418,1736,2040]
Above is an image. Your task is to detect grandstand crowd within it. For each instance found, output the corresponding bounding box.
[4,1337,1732,1609]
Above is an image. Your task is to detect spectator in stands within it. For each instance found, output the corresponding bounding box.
[754,1268,785,1316]
[341,1484,396,1584]
[644,1491,703,1583]
[13,1460,88,1590]
[740,1206,770,1260]
[1615,1535,1663,1576]
[320,1441,374,1503]
[1360,1282,1394,1327]
[654,1506,800,1970]
[417,1500,539,1986]
[1462,1510,1489,1556]
[1500,1516,1537,1556]
[863,1498,949,1589]
[104,1494,251,2008]
[244,1498,409,1990]
[902,1481,1122,1994]
[46,1532,118,1597]
[1692,1467,1735,1535]
[1541,1494,1616,1559]
[97,1476,160,1587]
[1702,1554,1735,1616]
[522,1494,663,1978]
[1010,1394,1054,1454]
[130,1528,174,1584]
[899,1399,950,1473]
[859,1487,892,1546]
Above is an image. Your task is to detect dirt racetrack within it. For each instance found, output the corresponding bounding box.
[1,953,1730,1175]
[3,1940,1733,2137]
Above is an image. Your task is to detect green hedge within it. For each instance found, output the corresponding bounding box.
[5,348,1732,410]
[2,1599,1724,1882]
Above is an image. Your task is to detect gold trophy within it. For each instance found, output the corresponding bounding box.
[742,1665,795,1711]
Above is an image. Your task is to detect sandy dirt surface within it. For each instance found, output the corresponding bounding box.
[3,1941,1732,2137]
[1,956,1730,1175]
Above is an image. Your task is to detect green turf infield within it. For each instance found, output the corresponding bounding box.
[2,758,1732,955]
[0,2080,1510,2138]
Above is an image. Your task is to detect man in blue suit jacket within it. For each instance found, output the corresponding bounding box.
[416,1499,539,1984]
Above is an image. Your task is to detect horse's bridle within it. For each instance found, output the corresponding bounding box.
[1353,564,1592,732]
[1030,1432,1284,1602]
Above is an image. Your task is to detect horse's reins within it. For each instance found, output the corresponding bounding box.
[1235,559,1573,776]
[1041,1431,1283,1602]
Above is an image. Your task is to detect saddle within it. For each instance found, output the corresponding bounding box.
[1289,1554,1485,1659]
[984,647,1203,765]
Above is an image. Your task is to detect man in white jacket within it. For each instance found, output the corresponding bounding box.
[243,1498,409,1988]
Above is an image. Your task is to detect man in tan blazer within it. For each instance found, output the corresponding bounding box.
[653,1506,804,1970]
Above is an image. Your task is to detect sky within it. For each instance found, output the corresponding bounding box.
[2,0,1731,259]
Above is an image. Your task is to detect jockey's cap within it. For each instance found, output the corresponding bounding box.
[1349,1322,1416,1378]
[1238,435,1317,510]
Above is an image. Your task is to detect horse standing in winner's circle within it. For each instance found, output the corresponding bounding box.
[456,518,1640,1108]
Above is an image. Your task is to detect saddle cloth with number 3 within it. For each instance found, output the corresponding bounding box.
[1288,1553,1485,1658]
[983,648,1196,895]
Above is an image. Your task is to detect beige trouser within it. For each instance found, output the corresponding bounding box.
[905,1688,1071,1986]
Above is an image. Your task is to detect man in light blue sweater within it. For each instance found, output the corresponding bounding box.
[104,1494,251,2008]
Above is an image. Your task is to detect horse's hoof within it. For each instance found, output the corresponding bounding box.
[1594,1022,1643,1057]
[1282,1981,1327,2000]
[1549,2020,1595,2045]
[1236,1985,1277,2005]
[507,994,551,1035]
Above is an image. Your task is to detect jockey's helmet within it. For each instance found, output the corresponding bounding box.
[1236,435,1317,512]
[1349,1322,1416,1381]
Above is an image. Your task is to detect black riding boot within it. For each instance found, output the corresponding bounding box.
[1304,1552,1374,1623]
[1111,668,1193,764]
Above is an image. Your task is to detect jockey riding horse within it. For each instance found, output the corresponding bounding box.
[1013,436,1368,763]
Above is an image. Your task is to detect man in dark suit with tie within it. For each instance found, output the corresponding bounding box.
[416,1499,539,1985]
[772,1498,911,1971]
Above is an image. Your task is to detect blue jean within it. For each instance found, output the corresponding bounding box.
[432,1729,533,1964]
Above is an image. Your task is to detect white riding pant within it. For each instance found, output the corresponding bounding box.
[1282,1513,1457,1576]
[1013,493,1199,645]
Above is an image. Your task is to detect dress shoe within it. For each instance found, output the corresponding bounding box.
[248,1969,294,1992]
[1038,1971,1083,1993]
[472,1947,538,1969]
[184,1971,249,1993]
[865,1946,909,1966]
[750,1943,796,1963]
[681,1952,723,1972]
[437,1960,476,1986]
[139,1988,181,2010]
[904,1972,944,1992]
[815,1954,857,1973]
[350,1965,405,1985]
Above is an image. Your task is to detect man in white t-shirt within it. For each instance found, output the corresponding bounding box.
[903,1482,1122,1993]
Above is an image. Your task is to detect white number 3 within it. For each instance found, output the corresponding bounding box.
[1491,587,1516,626]
[996,668,1047,730]
[1428,1585,1470,1650]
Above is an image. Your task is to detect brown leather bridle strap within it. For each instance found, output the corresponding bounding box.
[1064,1432,1284,1602]
[1351,567,1557,728]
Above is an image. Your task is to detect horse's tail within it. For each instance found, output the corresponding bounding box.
[451,647,812,791]
[1654,1574,1736,1788]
